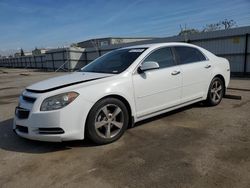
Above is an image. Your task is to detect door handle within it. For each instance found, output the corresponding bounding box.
[171,70,180,75]
[205,64,211,69]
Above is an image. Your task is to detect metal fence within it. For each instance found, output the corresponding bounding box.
[0,55,46,69]
[0,47,86,71]
[0,26,249,75]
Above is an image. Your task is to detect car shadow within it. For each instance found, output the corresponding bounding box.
[0,102,205,154]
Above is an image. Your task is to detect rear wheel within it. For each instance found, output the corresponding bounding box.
[86,98,129,144]
[205,77,225,106]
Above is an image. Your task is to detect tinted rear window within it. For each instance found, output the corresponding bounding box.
[175,46,206,64]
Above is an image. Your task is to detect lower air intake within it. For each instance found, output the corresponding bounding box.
[38,128,65,135]
[16,125,28,133]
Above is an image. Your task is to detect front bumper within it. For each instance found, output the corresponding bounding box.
[13,91,93,142]
[13,109,85,142]
[13,127,66,142]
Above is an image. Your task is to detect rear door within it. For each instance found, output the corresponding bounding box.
[132,47,182,118]
[173,46,212,103]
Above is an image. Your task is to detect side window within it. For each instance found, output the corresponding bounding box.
[143,47,175,68]
[175,46,206,64]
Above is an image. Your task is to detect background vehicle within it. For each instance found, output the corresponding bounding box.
[14,43,230,144]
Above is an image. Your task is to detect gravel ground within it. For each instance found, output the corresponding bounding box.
[0,68,250,188]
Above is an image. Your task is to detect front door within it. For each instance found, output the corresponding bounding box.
[132,47,182,118]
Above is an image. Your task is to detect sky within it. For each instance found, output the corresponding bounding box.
[0,0,250,55]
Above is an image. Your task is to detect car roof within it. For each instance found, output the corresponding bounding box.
[122,42,198,49]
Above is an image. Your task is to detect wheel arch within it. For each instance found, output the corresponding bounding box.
[101,94,133,118]
[85,94,134,135]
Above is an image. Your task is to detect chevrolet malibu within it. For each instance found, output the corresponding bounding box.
[14,43,230,144]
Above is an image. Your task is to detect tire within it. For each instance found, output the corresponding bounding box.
[86,98,129,144]
[205,77,225,106]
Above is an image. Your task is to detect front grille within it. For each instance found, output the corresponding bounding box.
[22,95,36,103]
[15,107,30,119]
[16,125,28,133]
[38,128,65,135]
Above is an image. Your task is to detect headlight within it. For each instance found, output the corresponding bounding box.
[40,92,79,111]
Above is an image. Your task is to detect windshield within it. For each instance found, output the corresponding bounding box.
[81,48,146,74]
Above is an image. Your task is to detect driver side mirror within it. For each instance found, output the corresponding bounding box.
[138,61,160,74]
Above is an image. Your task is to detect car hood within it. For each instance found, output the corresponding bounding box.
[26,72,114,93]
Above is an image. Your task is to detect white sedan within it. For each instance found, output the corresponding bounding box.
[13,42,230,144]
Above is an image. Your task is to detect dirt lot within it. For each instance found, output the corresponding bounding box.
[0,68,250,188]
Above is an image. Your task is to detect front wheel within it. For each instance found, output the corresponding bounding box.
[205,77,225,106]
[86,98,129,144]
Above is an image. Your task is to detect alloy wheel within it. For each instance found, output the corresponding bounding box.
[210,80,223,103]
[94,104,124,139]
